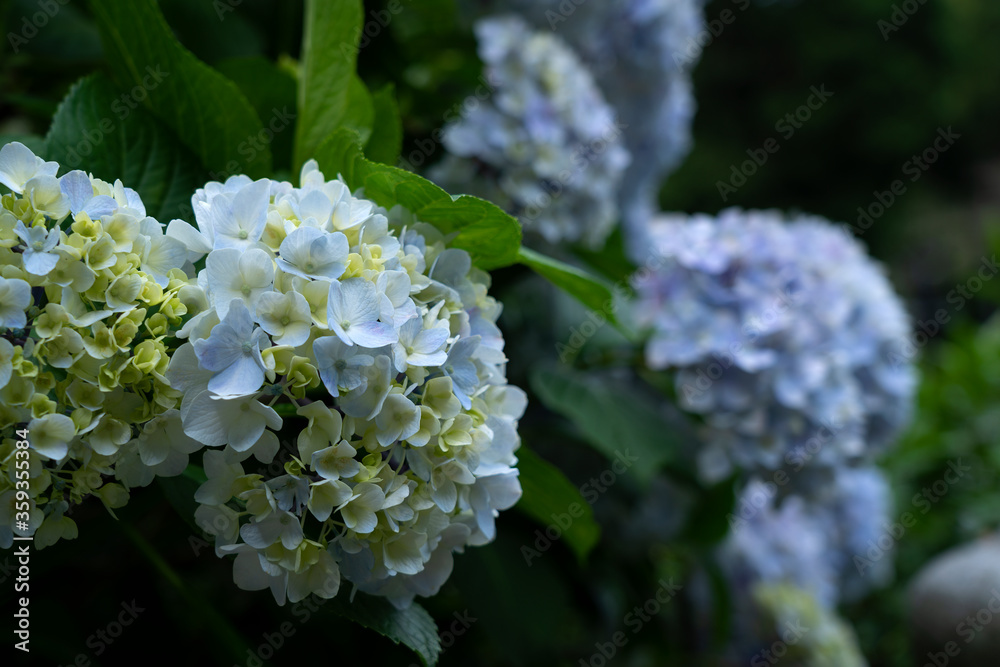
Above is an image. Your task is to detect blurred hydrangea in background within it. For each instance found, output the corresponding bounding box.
[631,208,916,483]
[457,0,705,253]
[430,15,630,248]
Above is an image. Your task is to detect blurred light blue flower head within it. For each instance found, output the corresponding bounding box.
[458,0,706,253]
[722,465,894,610]
[430,14,630,248]
[632,209,917,481]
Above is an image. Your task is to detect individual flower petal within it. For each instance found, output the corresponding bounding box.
[0,141,59,193]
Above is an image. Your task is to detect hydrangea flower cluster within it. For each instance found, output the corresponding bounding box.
[0,142,205,549]
[632,209,916,481]
[458,0,705,254]
[429,15,630,249]
[717,468,887,664]
[166,161,525,608]
[722,466,893,611]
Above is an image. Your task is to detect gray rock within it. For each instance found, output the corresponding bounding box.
[909,536,1000,666]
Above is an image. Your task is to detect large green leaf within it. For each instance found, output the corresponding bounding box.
[294,0,365,170]
[324,593,441,666]
[530,365,678,487]
[45,74,208,222]
[343,75,376,147]
[214,56,298,172]
[517,246,622,329]
[315,129,522,269]
[516,448,600,563]
[89,0,271,177]
[365,84,403,165]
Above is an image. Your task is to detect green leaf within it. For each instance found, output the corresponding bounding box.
[530,365,677,487]
[44,74,208,222]
[294,0,364,171]
[315,129,522,269]
[573,226,637,285]
[323,593,440,666]
[214,56,298,171]
[515,448,600,562]
[517,246,622,328]
[343,75,376,146]
[365,84,403,165]
[89,0,271,177]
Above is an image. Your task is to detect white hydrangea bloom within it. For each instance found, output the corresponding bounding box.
[171,161,526,608]
[0,142,209,550]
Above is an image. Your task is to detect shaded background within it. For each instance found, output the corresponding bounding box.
[3,0,1000,664]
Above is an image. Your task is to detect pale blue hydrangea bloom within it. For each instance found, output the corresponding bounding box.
[817,465,895,601]
[723,478,839,608]
[632,209,916,480]
[458,0,705,253]
[721,465,893,610]
[429,14,630,248]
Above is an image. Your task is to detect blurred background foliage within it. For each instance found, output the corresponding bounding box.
[2,0,1000,665]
